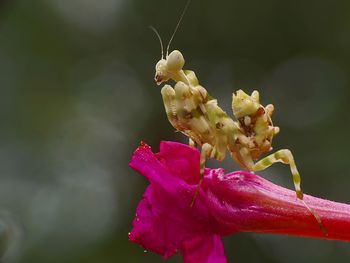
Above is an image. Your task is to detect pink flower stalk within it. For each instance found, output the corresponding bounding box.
[129,141,350,263]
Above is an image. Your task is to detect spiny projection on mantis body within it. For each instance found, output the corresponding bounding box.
[150,0,326,234]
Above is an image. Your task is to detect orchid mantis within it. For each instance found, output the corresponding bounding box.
[151,0,325,233]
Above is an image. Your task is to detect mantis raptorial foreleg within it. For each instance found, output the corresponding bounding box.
[161,85,179,129]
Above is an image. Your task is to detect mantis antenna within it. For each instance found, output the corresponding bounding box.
[149,26,164,59]
[166,0,192,57]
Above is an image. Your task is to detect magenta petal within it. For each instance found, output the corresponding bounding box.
[129,142,213,259]
[181,234,227,263]
[157,141,200,184]
[129,142,184,195]
[129,186,181,258]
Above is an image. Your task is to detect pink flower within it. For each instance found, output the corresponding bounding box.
[129,141,350,263]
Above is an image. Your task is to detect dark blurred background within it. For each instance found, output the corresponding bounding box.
[0,0,350,262]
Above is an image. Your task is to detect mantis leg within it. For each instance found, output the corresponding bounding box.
[161,85,179,129]
[189,138,197,148]
[251,149,327,235]
[162,83,204,141]
[253,149,303,199]
[190,143,213,207]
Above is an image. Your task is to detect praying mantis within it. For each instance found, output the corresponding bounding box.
[151,0,325,233]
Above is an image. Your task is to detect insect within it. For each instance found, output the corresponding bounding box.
[151,0,325,233]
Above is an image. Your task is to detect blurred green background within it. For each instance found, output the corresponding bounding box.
[1,0,350,262]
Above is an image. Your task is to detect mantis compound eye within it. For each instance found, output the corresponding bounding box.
[166,50,185,72]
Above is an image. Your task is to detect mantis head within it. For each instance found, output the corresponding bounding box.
[155,50,185,85]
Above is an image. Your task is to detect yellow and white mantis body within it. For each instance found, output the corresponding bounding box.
[151,0,325,233]
[155,50,300,195]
